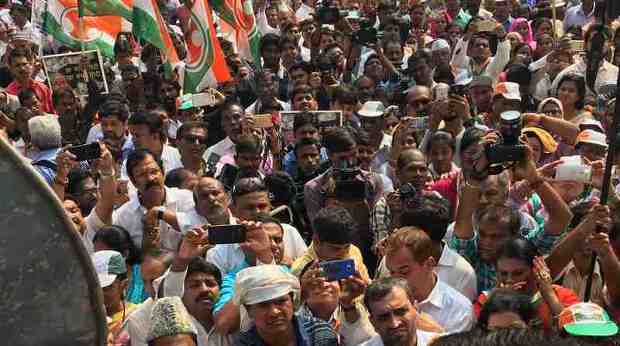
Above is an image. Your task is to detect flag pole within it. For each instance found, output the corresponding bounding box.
[550,0,557,46]
[77,0,85,52]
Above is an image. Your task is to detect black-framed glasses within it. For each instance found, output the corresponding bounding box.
[182,135,208,145]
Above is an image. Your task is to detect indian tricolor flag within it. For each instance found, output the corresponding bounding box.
[79,0,133,21]
[183,0,231,93]
[42,0,130,57]
[210,0,261,64]
[132,0,180,68]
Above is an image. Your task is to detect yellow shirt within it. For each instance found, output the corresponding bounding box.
[291,243,370,282]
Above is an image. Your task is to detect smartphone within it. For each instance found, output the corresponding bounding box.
[253,114,274,128]
[409,116,429,130]
[555,162,592,183]
[68,143,101,161]
[192,92,217,107]
[320,259,355,281]
[434,83,450,101]
[207,224,247,244]
[477,20,497,33]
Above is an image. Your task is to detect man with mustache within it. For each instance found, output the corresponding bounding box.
[448,134,573,293]
[126,111,183,179]
[6,47,54,114]
[113,149,195,251]
[177,121,209,176]
[203,102,246,173]
[361,278,439,346]
[157,228,232,346]
[86,99,134,165]
[235,265,339,346]
[174,177,235,234]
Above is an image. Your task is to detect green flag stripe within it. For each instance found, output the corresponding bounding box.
[132,6,165,49]
[208,0,236,28]
[80,0,133,21]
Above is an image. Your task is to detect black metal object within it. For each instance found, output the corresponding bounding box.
[584,2,620,301]
[0,136,107,345]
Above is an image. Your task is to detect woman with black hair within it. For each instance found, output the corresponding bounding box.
[556,74,592,125]
[473,238,580,332]
[93,225,148,304]
[477,288,535,331]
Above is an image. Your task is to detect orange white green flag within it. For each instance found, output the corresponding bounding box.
[132,0,180,68]
[42,0,129,57]
[183,0,231,93]
[209,0,261,64]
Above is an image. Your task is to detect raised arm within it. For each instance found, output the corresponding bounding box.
[524,113,580,145]
[93,143,117,225]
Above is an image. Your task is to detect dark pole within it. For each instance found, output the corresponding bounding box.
[584,0,618,302]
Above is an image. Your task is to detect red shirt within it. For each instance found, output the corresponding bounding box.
[6,79,55,114]
[430,172,459,215]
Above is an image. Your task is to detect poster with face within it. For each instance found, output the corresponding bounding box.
[42,49,109,96]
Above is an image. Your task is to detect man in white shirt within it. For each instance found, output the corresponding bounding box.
[114,149,195,251]
[451,22,510,82]
[385,228,473,334]
[123,111,183,179]
[361,277,439,346]
[203,102,246,171]
[399,195,477,301]
[551,24,618,97]
[245,69,291,114]
[206,176,308,275]
[176,177,235,234]
[563,0,595,33]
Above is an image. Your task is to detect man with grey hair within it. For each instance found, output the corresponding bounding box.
[361,277,439,346]
[28,115,62,185]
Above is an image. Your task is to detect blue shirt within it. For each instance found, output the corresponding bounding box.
[283,147,329,178]
[31,147,61,185]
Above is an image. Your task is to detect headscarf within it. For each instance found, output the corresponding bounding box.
[510,18,536,51]
[523,126,559,154]
[430,11,451,38]
[537,97,565,119]
[234,265,301,306]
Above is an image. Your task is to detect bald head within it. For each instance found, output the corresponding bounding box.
[194,177,230,223]
[397,149,426,171]
[406,86,432,117]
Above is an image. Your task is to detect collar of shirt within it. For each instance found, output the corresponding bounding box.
[438,242,459,267]
[418,274,444,310]
[132,186,179,213]
[29,147,60,162]
[563,260,601,280]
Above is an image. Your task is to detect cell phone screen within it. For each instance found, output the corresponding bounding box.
[207,224,247,244]
[68,143,101,161]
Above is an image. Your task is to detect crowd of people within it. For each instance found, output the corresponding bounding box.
[1,0,620,345]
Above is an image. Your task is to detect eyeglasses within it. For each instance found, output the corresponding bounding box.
[182,135,208,145]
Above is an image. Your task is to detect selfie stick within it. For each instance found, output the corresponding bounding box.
[584,3,618,301]
[550,0,557,45]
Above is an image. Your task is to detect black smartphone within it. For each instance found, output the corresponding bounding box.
[68,143,102,161]
[320,259,355,281]
[207,224,247,244]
